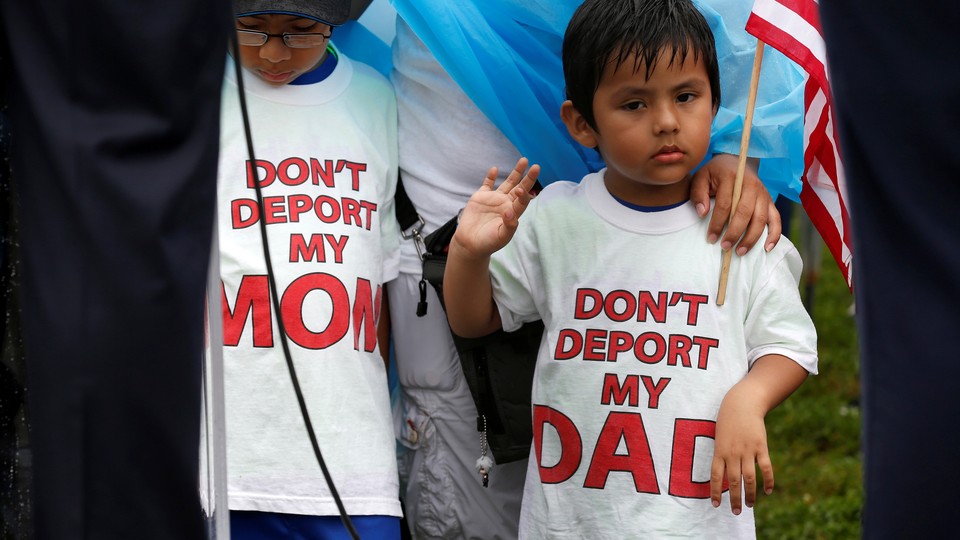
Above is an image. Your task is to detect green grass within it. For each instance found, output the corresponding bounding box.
[754,215,862,539]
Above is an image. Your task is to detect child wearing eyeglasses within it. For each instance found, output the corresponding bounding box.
[213,0,401,538]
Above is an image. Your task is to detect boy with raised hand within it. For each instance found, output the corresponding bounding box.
[387,1,803,536]
[443,0,818,537]
[216,0,401,538]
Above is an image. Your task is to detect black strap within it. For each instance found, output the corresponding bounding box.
[395,172,420,232]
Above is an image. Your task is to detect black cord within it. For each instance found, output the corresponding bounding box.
[228,31,360,540]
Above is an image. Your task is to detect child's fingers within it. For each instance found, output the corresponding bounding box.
[499,204,525,240]
[726,460,743,515]
[758,450,775,495]
[505,163,539,223]
[509,182,535,223]
[710,456,726,509]
[519,163,540,193]
[497,158,530,193]
[742,457,757,508]
[480,166,499,190]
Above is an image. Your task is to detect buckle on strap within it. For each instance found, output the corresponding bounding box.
[401,215,427,260]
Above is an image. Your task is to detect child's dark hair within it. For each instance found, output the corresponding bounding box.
[563,0,721,130]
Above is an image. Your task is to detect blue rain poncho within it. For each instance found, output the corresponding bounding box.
[340,0,805,199]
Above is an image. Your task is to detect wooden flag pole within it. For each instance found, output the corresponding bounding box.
[717,40,765,306]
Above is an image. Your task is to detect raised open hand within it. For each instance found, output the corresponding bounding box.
[452,157,540,260]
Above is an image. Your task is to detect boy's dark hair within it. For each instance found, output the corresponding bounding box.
[563,0,721,130]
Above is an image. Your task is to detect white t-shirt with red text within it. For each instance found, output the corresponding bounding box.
[489,171,817,539]
[215,46,401,518]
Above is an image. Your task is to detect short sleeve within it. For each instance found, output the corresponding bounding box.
[743,244,819,374]
[489,198,543,332]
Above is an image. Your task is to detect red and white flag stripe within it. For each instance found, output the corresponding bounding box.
[746,0,853,289]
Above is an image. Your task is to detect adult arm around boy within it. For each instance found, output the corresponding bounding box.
[444,158,540,338]
[710,353,810,515]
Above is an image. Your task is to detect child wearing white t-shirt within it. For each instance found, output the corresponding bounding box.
[443,0,818,538]
[216,0,400,538]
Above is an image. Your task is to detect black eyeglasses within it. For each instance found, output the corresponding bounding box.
[236,29,332,49]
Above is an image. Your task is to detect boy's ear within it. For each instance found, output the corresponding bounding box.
[560,100,598,148]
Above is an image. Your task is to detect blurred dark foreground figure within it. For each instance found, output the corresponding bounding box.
[819,1,960,537]
[0,0,230,537]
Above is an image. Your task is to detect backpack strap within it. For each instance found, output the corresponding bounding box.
[396,172,545,475]
[394,172,421,232]
[395,173,433,315]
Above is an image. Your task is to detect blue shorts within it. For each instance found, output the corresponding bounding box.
[231,511,401,540]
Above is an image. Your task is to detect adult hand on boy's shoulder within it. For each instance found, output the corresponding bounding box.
[690,153,782,256]
[451,157,539,260]
[710,383,775,516]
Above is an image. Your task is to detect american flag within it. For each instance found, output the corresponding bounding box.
[746,0,853,289]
